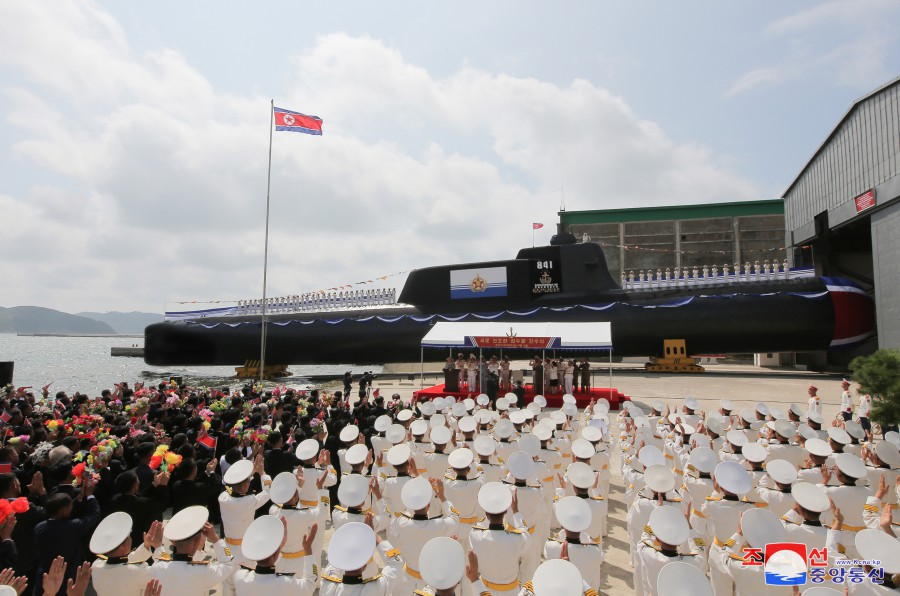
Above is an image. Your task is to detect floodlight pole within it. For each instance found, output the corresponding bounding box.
[259,99,275,385]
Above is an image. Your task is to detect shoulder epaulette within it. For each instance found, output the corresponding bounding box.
[705,496,721,501]
[694,538,706,547]
[522,580,535,594]
[669,497,682,503]
[643,525,654,535]
[642,540,660,552]
[472,525,489,531]
[414,591,431,596]
[334,505,348,512]
[189,560,211,565]
[585,589,599,596]
[361,574,383,584]
[323,574,343,583]
[781,515,801,526]
[590,495,605,501]
[385,548,400,558]
[158,553,172,561]
[503,524,525,534]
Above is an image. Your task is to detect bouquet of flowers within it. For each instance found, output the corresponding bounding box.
[296,399,310,418]
[149,444,182,473]
[209,399,229,414]
[44,420,62,433]
[125,397,150,418]
[88,438,118,468]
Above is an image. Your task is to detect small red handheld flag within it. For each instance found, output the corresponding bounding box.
[197,432,216,450]
[533,223,543,230]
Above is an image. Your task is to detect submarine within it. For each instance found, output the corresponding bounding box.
[143,237,875,366]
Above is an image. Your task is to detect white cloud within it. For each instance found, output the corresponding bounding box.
[0,2,759,313]
[725,0,900,97]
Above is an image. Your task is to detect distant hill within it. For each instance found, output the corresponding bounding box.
[0,306,116,334]
[78,311,163,334]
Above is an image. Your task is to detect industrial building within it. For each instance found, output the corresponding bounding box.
[558,200,787,284]
[782,76,900,361]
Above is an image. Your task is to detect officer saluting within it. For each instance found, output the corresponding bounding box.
[233,515,317,595]
[149,505,238,595]
[89,512,161,595]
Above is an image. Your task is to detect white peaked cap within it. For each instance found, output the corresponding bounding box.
[562,403,578,418]
[652,399,666,413]
[755,402,769,416]
[163,505,208,541]
[562,393,576,404]
[386,424,407,444]
[451,403,467,418]
[774,420,796,439]
[419,537,465,590]
[269,471,299,505]
[448,447,474,470]
[522,409,535,421]
[714,461,752,496]
[533,425,553,441]
[649,505,690,546]
[741,508,786,548]
[827,427,851,445]
[418,402,436,416]
[0,587,16,596]
[473,436,496,457]
[433,398,446,411]
[295,439,319,461]
[741,442,767,464]
[657,561,714,596]
[337,474,369,508]
[223,459,254,485]
[884,430,900,448]
[457,416,477,433]
[430,414,447,429]
[791,482,830,513]
[507,451,536,480]
[789,403,805,417]
[689,447,718,474]
[571,439,595,460]
[843,420,865,440]
[90,511,133,554]
[386,443,412,467]
[411,420,429,436]
[478,482,512,514]
[463,398,476,411]
[397,409,414,422]
[875,441,900,468]
[551,410,567,425]
[241,515,284,561]
[675,423,696,436]
[496,398,509,412]
[689,433,711,450]
[430,425,452,445]
[476,410,494,425]
[808,412,824,424]
[374,415,392,433]
[769,406,788,421]
[594,398,611,413]
[527,402,542,414]
[739,409,757,424]
[328,522,376,572]
[581,426,603,443]
[719,399,735,411]
[531,559,584,596]
[493,419,515,439]
[566,462,595,489]
[508,411,525,425]
[856,529,900,574]
[726,430,748,447]
[344,444,369,466]
[476,394,490,406]
[834,453,867,479]
[638,445,666,468]
[533,395,547,408]
[805,438,833,457]
[504,392,517,401]
[555,496,592,533]
[339,424,360,443]
[765,459,798,486]
[517,433,541,458]
[684,396,698,410]
[797,425,818,441]
[401,476,433,511]
[706,416,726,436]
[644,464,676,494]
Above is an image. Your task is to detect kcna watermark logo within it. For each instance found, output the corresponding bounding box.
[741,543,885,586]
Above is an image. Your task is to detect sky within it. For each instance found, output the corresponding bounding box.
[2,1,899,314]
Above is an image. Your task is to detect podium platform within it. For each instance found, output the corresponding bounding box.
[412,383,630,410]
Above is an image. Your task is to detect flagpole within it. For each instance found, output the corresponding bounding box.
[260,99,275,385]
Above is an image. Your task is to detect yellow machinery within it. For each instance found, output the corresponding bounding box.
[234,359,290,379]
[645,339,705,373]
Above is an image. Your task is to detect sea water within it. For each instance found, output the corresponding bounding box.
[0,334,381,396]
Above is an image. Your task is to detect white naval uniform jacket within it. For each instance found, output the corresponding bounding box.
[780,509,828,552]
[389,501,459,591]
[719,533,791,596]
[268,502,324,575]
[149,540,238,596]
[319,539,404,596]
[635,531,703,596]
[469,512,530,593]
[296,464,337,508]
[90,543,153,596]
[543,532,604,590]
[218,478,272,563]
[233,558,316,596]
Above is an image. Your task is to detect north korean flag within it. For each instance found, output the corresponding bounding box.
[274,107,323,135]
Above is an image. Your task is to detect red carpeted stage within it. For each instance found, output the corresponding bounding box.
[412,383,630,410]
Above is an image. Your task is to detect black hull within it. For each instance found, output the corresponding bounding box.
[145,287,837,365]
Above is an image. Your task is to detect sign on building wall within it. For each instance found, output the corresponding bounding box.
[854,189,876,213]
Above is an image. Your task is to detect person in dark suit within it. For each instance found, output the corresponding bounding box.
[0,472,49,591]
[170,458,222,528]
[34,485,100,595]
[107,469,169,548]
[132,442,156,493]
[262,431,299,478]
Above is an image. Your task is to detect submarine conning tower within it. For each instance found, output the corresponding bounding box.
[397,242,625,313]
